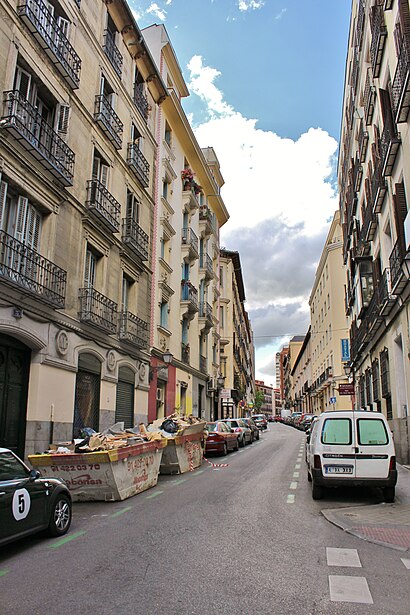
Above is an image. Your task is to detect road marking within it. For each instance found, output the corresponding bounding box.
[111,506,132,518]
[194,469,205,475]
[286,494,295,503]
[401,558,410,569]
[49,530,86,549]
[0,569,10,577]
[293,471,300,478]
[146,490,164,499]
[295,464,301,470]
[329,575,373,604]
[212,468,221,471]
[289,481,298,490]
[326,548,362,568]
[170,478,186,486]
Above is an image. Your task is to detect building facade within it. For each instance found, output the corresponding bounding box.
[291,327,312,415]
[255,380,273,416]
[0,0,169,456]
[339,0,410,462]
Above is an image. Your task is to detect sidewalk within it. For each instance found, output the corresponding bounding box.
[321,464,410,552]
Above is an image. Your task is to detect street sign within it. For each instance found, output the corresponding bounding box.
[339,383,355,395]
[330,396,337,404]
[219,388,231,399]
[341,339,350,362]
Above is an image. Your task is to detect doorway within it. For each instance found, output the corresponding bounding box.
[73,353,101,437]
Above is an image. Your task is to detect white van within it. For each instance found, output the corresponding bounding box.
[306,410,397,502]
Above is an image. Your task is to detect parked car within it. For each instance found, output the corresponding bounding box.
[306,410,397,502]
[289,412,302,427]
[298,414,316,431]
[222,419,252,446]
[0,448,72,547]
[241,417,260,441]
[205,422,239,455]
[252,414,268,430]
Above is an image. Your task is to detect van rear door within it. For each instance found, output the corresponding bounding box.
[320,415,356,478]
[355,416,391,478]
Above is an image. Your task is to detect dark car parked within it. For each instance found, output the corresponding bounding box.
[252,414,268,430]
[241,417,260,441]
[0,448,72,547]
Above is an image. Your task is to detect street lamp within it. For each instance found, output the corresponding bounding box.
[342,363,355,410]
[149,350,174,381]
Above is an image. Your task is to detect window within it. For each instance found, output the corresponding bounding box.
[321,418,352,445]
[126,190,139,222]
[164,122,172,146]
[365,368,372,407]
[92,151,109,187]
[380,349,391,398]
[220,306,224,328]
[84,247,97,287]
[160,300,168,329]
[0,452,29,481]
[372,359,380,402]
[357,419,388,446]
[162,180,169,200]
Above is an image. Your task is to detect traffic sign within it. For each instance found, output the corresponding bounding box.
[330,396,337,404]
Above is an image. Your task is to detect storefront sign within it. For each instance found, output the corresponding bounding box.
[339,383,355,395]
[341,339,350,362]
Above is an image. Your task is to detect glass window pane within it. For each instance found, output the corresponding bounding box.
[0,452,29,481]
[321,418,352,445]
[358,419,388,445]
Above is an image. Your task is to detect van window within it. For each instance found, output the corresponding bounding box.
[357,419,388,445]
[321,418,352,444]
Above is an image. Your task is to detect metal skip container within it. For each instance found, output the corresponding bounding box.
[160,429,205,475]
[28,439,167,502]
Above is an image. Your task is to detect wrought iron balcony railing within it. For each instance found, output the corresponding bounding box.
[389,237,407,294]
[364,68,376,125]
[370,160,387,213]
[380,120,401,177]
[133,82,149,121]
[181,227,199,257]
[199,301,213,322]
[378,268,395,316]
[103,30,122,78]
[358,120,369,162]
[118,311,148,348]
[127,143,149,187]
[392,34,410,124]
[1,90,75,186]
[200,253,214,278]
[122,217,149,261]
[79,286,118,334]
[18,0,81,89]
[94,95,123,149]
[86,179,121,233]
[0,230,66,308]
[180,280,198,312]
[370,2,387,78]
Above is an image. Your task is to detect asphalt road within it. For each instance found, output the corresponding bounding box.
[1,424,409,615]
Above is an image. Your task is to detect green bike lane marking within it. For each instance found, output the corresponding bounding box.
[49,530,87,549]
[111,506,132,518]
[169,478,186,486]
[0,569,10,577]
[146,490,164,499]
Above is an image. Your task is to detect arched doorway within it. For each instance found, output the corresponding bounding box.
[0,334,31,456]
[73,353,101,437]
[115,366,135,428]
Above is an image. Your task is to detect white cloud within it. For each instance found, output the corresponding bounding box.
[238,0,265,11]
[146,2,167,21]
[275,8,287,20]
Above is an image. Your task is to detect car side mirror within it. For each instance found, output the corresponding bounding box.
[29,469,41,481]
[306,431,311,444]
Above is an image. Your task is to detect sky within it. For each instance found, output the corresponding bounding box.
[129,0,352,386]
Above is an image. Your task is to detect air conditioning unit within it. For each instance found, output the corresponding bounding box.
[206,377,216,394]
[156,387,163,401]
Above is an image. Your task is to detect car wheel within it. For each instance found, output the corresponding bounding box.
[234,439,239,451]
[222,442,228,456]
[256,432,260,440]
[48,494,72,537]
[307,469,312,482]
[383,486,395,503]
[312,480,323,500]
[239,436,245,447]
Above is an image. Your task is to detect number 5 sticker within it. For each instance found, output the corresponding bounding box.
[12,488,31,521]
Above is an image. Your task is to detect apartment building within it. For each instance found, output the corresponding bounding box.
[283,336,304,410]
[0,0,168,456]
[309,211,351,413]
[339,0,410,461]
[277,346,289,408]
[141,24,229,422]
[255,380,273,416]
[291,327,312,415]
[218,249,255,418]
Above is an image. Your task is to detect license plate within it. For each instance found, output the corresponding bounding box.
[325,465,353,475]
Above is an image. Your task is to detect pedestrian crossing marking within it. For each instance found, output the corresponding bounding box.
[293,471,300,478]
[286,494,295,503]
[401,558,410,569]
[326,548,362,568]
[329,575,373,604]
[289,481,298,490]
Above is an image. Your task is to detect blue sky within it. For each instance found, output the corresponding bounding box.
[130,0,352,385]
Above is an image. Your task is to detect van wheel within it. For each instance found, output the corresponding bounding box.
[383,486,395,503]
[312,481,323,500]
[307,469,312,483]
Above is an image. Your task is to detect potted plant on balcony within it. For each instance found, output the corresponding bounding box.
[181,167,194,190]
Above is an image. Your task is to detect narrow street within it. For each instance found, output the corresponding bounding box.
[1,424,409,615]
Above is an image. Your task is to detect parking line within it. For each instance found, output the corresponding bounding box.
[170,478,186,486]
[49,530,86,549]
[194,469,205,475]
[286,494,295,504]
[293,472,300,478]
[289,481,298,490]
[111,506,132,518]
[295,464,301,469]
[146,490,164,499]
[0,569,10,577]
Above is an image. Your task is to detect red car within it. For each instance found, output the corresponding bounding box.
[205,421,239,455]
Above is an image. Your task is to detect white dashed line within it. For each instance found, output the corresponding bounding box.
[326,548,362,568]
[289,481,298,490]
[401,558,410,569]
[295,463,301,469]
[329,576,373,604]
[293,471,300,478]
[286,494,295,503]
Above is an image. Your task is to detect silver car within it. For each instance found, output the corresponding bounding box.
[222,418,252,447]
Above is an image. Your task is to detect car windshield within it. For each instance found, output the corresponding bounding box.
[207,423,217,432]
[227,420,239,427]
[0,452,29,481]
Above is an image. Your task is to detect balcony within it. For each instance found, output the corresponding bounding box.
[118,311,148,348]
[127,143,149,188]
[362,203,377,242]
[1,90,75,186]
[389,237,407,294]
[182,188,199,212]
[94,95,123,150]
[103,30,122,78]
[0,230,66,308]
[392,35,410,124]
[364,69,377,125]
[122,217,149,262]
[181,343,190,364]
[199,205,213,236]
[181,228,199,261]
[199,354,207,374]
[18,0,81,89]
[380,120,401,177]
[86,180,121,233]
[180,280,198,317]
[352,155,363,191]
[199,301,214,332]
[370,161,387,213]
[78,286,118,334]
[356,0,366,51]
[370,3,387,78]
[378,268,395,316]
[199,253,214,280]
[133,82,149,121]
[345,184,358,233]
[358,121,369,162]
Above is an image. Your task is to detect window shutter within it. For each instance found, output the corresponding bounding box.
[393,182,408,245]
[100,163,109,187]
[15,196,29,243]
[15,67,31,100]
[26,206,41,251]
[84,249,96,287]
[57,16,70,38]
[92,155,100,180]
[0,180,8,231]
[399,0,410,37]
[56,104,70,135]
